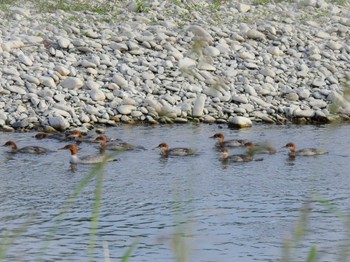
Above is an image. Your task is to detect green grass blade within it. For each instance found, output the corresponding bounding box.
[306,245,317,262]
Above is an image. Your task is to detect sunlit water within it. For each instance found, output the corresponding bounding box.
[1,123,350,262]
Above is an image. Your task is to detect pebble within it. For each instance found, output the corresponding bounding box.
[18,53,33,66]
[61,77,84,89]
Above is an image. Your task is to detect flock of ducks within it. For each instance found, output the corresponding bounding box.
[1,130,329,165]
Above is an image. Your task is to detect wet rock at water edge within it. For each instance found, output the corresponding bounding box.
[228,116,253,128]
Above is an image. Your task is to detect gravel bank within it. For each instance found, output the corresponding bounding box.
[1,0,350,131]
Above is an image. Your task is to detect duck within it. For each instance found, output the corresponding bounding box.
[283,142,328,157]
[94,135,138,152]
[34,132,69,141]
[59,144,118,164]
[67,130,97,143]
[220,148,260,162]
[244,142,277,155]
[210,133,247,148]
[154,143,195,157]
[2,140,52,154]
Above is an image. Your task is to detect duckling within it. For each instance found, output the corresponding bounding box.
[283,142,328,157]
[154,143,195,157]
[210,133,247,148]
[67,130,97,143]
[94,135,140,152]
[244,142,277,155]
[34,132,69,141]
[220,148,256,162]
[59,144,118,164]
[3,141,52,154]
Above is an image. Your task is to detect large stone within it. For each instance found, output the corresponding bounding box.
[57,37,71,49]
[112,74,128,88]
[18,53,33,66]
[48,115,69,131]
[192,95,206,117]
[61,77,84,89]
[187,25,213,44]
[90,89,106,101]
[228,116,253,128]
[117,105,136,115]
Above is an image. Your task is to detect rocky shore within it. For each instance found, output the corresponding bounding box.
[1,0,350,132]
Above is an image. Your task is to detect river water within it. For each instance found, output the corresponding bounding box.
[0,123,349,262]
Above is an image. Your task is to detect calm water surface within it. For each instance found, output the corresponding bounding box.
[1,123,350,262]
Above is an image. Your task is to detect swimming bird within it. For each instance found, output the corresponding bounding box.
[220,148,261,162]
[210,133,247,148]
[34,132,69,141]
[244,142,277,155]
[94,135,137,152]
[2,140,52,154]
[67,130,98,143]
[154,143,195,157]
[59,144,118,164]
[283,142,328,157]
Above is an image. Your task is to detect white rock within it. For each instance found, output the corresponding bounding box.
[131,111,143,118]
[202,115,215,123]
[40,76,56,88]
[178,57,196,69]
[297,89,310,99]
[18,53,33,66]
[232,95,248,104]
[244,85,257,96]
[142,72,155,80]
[1,40,24,51]
[90,89,106,101]
[192,94,206,117]
[294,109,315,118]
[79,112,90,123]
[228,116,252,128]
[249,96,272,108]
[240,51,255,60]
[85,105,99,115]
[198,62,216,71]
[246,29,265,40]
[260,68,276,78]
[54,94,66,102]
[3,66,20,76]
[203,46,220,57]
[5,86,26,95]
[58,37,71,49]
[24,36,43,44]
[327,41,342,50]
[117,105,136,115]
[267,46,283,56]
[49,115,69,131]
[85,80,101,90]
[309,99,327,108]
[315,31,331,39]
[112,74,128,88]
[161,60,172,68]
[170,49,183,60]
[61,77,83,89]
[186,25,213,44]
[21,74,40,85]
[54,65,70,76]
[236,3,251,13]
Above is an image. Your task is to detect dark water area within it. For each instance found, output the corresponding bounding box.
[1,123,350,261]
